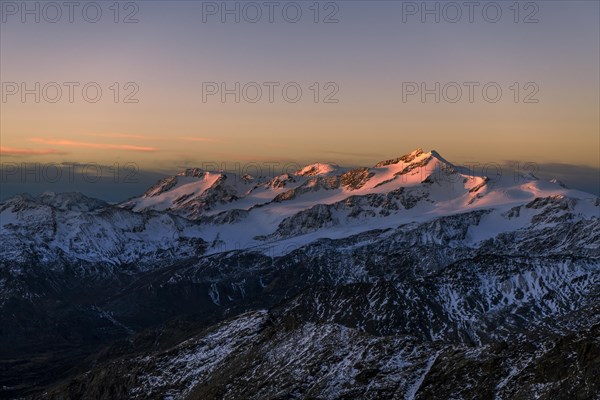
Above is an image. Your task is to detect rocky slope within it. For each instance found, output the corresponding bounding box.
[31,308,600,400]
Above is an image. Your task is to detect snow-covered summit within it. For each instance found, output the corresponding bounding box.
[374,147,427,167]
[296,163,340,177]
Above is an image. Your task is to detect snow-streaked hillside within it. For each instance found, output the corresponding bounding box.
[0,192,206,266]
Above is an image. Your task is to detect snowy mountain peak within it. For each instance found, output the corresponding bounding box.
[142,169,216,199]
[296,163,339,177]
[374,148,428,168]
[178,168,206,178]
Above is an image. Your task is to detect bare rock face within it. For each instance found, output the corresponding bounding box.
[375,148,425,167]
[340,167,374,190]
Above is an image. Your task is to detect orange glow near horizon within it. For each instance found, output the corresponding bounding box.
[1,1,598,172]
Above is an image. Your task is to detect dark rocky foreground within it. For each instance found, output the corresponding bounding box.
[21,302,600,399]
[0,208,598,399]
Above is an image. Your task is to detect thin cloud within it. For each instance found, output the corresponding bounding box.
[30,138,158,152]
[86,133,151,139]
[0,146,66,156]
[84,134,218,143]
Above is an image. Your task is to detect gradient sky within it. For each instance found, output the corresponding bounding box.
[1,1,599,199]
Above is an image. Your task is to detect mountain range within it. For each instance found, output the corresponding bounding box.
[0,148,598,399]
